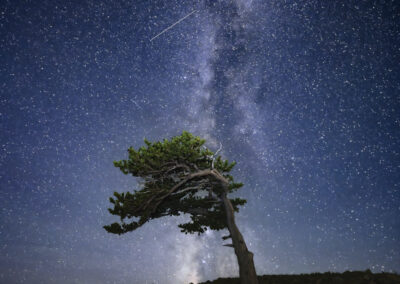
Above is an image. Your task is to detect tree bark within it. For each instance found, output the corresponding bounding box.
[221,192,259,284]
[153,167,258,283]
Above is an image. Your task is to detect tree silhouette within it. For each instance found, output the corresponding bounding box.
[104,131,258,284]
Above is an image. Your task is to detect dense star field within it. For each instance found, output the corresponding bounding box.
[1,0,399,283]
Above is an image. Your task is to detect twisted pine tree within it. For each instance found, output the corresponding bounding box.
[104,131,258,284]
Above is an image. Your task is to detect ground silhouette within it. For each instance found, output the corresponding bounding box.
[196,270,400,284]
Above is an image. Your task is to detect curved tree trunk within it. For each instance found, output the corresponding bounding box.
[221,192,259,284]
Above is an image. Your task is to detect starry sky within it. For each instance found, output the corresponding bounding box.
[1,0,399,283]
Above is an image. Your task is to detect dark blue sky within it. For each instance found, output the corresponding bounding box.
[1,0,399,283]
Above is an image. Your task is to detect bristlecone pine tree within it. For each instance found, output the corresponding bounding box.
[104,131,258,284]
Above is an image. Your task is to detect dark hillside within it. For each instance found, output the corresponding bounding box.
[197,270,400,284]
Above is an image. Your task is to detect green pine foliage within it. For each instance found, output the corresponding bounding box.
[104,131,246,236]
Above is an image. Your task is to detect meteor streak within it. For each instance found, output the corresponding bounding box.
[150,10,197,41]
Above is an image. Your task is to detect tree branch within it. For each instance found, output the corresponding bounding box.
[211,142,223,169]
[148,169,214,216]
[165,163,191,174]
[140,169,229,222]
[222,234,232,240]
[171,185,203,196]
[211,169,229,184]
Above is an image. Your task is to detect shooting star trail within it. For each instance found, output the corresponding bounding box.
[150,10,197,41]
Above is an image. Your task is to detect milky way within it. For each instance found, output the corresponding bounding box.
[0,0,399,283]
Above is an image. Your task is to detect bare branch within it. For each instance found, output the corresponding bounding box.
[144,162,189,176]
[165,164,191,174]
[190,163,199,171]
[223,244,234,248]
[183,160,200,172]
[207,188,222,201]
[188,178,209,184]
[211,142,223,169]
[148,169,215,216]
[137,169,229,222]
[211,169,229,184]
[160,161,177,168]
[171,186,202,196]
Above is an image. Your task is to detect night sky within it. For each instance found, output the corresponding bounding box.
[1,0,399,283]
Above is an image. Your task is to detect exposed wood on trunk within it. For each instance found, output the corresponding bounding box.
[221,190,259,284]
[138,167,259,284]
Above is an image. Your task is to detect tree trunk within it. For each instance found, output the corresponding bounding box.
[221,192,259,284]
